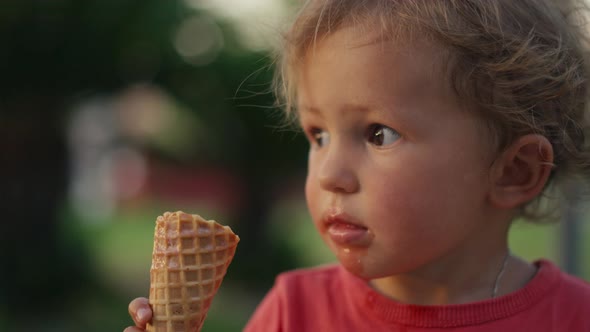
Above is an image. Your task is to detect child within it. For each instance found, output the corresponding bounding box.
[125,0,590,331]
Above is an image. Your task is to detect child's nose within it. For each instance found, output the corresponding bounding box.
[318,147,359,194]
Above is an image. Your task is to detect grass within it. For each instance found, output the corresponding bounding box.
[509,219,590,280]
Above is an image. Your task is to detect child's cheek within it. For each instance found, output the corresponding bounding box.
[304,168,321,220]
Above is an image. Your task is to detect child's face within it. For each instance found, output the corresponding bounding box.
[298,28,499,279]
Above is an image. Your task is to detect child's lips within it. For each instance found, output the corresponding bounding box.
[323,213,371,247]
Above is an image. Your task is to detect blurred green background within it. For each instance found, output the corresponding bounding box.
[0,1,588,331]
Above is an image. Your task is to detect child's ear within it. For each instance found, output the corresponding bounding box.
[488,134,554,209]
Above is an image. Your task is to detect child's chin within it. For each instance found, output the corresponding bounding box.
[337,256,373,280]
[328,244,371,278]
[339,258,397,281]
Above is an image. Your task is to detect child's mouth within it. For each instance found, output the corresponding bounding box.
[324,217,370,246]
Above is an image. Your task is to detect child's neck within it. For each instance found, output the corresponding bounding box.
[369,249,537,305]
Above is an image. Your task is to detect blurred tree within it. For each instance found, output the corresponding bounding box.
[0,0,306,328]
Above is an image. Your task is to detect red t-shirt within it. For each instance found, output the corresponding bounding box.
[244,260,590,331]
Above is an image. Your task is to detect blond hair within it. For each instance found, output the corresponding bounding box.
[273,0,590,221]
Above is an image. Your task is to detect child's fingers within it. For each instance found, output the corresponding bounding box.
[123,327,145,332]
[128,297,152,327]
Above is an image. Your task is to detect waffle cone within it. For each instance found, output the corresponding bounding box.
[147,211,239,332]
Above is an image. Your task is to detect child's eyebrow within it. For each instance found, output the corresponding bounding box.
[299,104,373,114]
[298,105,320,114]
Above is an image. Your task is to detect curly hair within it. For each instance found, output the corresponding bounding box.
[273,0,590,221]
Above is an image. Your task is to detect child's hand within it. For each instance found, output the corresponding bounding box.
[124,297,152,332]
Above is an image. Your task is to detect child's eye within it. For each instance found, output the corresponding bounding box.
[366,124,400,146]
[310,128,330,147]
